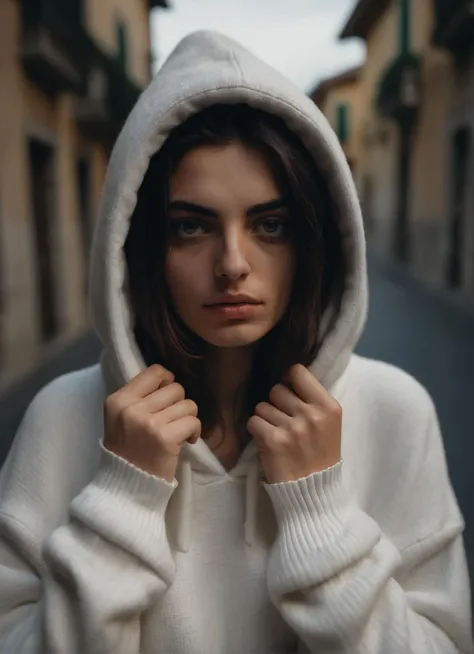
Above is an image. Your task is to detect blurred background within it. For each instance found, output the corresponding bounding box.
[0,0,473,606]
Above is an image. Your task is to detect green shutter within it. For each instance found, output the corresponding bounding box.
[117,20,128,72]
[399,0,410,55]
[336,103,350,144]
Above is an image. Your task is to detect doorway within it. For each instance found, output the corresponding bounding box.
[447,127,471,289]
[28,139,59,343]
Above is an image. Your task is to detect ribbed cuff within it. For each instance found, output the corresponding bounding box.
[263,461,350,552]
[263,461,381,595]
[68,444,178,568]
[96,443,178,503]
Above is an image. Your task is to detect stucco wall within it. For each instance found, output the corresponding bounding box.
[356,0,399,253]
[0,0,111,386]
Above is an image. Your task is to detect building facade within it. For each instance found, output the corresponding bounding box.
[0,0,167,389]
[310,66,363,178]
[336,0,474,303]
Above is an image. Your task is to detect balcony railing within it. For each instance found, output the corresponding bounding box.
[21,0,142,141]
[433,0,474,54]
[376,53,421,125]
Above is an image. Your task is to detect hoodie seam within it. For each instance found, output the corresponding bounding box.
[230,51,244,84]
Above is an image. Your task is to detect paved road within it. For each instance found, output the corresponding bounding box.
[0,254,473,582]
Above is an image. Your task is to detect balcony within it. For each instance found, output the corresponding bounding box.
[433,0,474,55]
[76,52,142,146]
[20,0,84,94]
[376,54,421,125]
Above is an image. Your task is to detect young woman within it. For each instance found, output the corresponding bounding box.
[0,30,472,654]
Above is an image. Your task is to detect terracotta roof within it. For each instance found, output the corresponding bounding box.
[339,0,392,40]
[309,66,363,106]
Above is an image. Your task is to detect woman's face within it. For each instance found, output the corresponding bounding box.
[165,141,295,349]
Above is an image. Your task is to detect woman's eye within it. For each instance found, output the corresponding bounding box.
[255,218,287,237]
[170,220,206,238]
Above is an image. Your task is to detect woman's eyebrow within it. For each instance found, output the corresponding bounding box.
[246,198,287,216]
[168,198,288,218]
[168,201,218,217]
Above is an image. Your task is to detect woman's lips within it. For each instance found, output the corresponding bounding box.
[205,302,263,320]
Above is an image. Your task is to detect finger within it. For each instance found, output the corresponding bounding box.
[140,382,185,413]
[164,415,201,445]
[286,364,327,405]
[254,401,291,428]
[268,383,301,417]
[156,399,198,424]
[126,364,175,399]
[247,414,277,445]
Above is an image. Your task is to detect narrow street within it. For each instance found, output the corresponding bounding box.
[0,255,473,585]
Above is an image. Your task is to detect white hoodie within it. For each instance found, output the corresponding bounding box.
[0,31,472,654]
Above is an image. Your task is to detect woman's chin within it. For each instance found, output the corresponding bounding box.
[200,322,270,348]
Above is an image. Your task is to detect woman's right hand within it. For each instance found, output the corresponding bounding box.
[103,364,201,483]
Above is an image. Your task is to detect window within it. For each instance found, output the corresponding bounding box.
[336,103,350,144]
[117,19,129,73]
[28,140,59,343]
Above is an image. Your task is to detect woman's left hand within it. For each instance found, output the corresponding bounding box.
[247,364,342,484]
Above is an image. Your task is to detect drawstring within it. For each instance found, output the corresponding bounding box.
[244,459,261,546]
[174,458,263,552]
[175,460,193,553]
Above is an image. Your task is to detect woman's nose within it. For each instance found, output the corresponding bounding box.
[214,230,251,280]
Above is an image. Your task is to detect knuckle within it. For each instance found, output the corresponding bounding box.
[269,427,288,449]
[329,399,343,418]
[104,392,122,415]
[290,418,306,437]
[247,415,260,433]
[305,407,320,426]
[254,402,266,415]
[149,364,174,383]
[268,385,280,404]
[187,400,198,416]
[142,413,158,436]
[247,414,258,427]
[173,383,186,400]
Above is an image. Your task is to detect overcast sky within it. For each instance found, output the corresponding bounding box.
[150,0,365,94]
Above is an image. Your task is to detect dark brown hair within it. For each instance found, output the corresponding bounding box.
[124,103,346,447]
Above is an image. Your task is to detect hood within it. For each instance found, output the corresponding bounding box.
[89,30,368,553]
